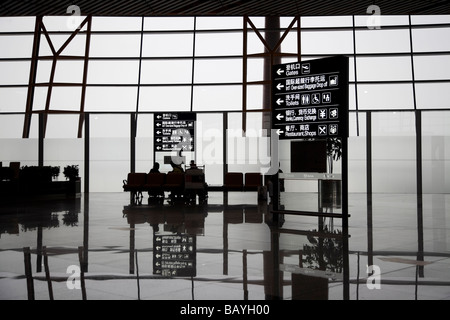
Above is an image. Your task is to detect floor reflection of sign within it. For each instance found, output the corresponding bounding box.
[153,234,196,277]
[154,112,196,152]
[272,56,349,139]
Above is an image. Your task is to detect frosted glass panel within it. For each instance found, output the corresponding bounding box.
[0,61,30,85]
[136,137,154,173]
[422,112,450,193]
[356,29,410,53]
[44,138,84,184]
[88,61,140,84]
[416,83,450,109]
[85,87,137,111]
[141,60,192,84]
[0,139,38,164]
[301,16,353,28]
[0,35,33,58]
[194,59,242,83]
[356,56,412,81]
[196,113,223,185]
[357,84,414,110]
[0,16,35,32]
[144,17,194,31]
[195,33,243,56]
[90,34,141,57]
[196,17,242,30]
[46,114,81,138]
[138,86,191,111]
[49,87,82,111]
[0,115,25,138]
[143,34,194,57]
[414,55,450,80]
[302,30,353,54]
[372,112,416,193]
[193,85,242,111]
[90,114,130,138]
[412,27,450,52]
[92,17,142,31]
[246,85,264,110]
[0,88,27,112]
[88,120,128,191]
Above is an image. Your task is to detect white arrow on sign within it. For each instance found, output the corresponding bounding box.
[157,115,162,119]
[277,68,284,76]
[276,98,284,105]
[156,123,161,127]
[276,129,284,135]
[276,83,284,90]
[276,113,284,121]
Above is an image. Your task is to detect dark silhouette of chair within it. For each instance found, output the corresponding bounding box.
[244,172,262,191]
[185,168,207,203]
[224,172,243,191]
[9,162,20,179]
[123,172,147,204]
[163,173,185,201]
[144,172,166,199]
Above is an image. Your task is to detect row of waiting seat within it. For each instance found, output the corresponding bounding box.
[223,172,263,191]
[123,171,264,204]
[123,170,208,204]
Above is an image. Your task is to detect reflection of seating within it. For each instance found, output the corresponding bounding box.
[143,173,165,198]
[244,172,262,191]
[245,206,263,223]
[224,207,244,224]
[224,172,243,191]
[122,173,147,204]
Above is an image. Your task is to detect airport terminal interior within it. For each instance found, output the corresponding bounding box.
[0,1,449,301]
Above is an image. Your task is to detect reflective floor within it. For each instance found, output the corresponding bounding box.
[0,191,449,300]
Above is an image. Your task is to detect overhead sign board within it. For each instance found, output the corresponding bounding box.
[272,56,349,139]
[154,112,196,152]
[153,234,196,277]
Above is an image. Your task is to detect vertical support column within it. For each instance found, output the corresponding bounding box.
[190,17,197,112]
[342,136,350,300]
[84,113,90,193]
[366,111,373,268]
[135,16,144,127]
[416,110,424,276]
[38,112,44,167]
[23,247,35,300]
[131,113,136,174]
[23,16,42,138]
[78,246,87,300]
[242,16,248,133]
[42,246,54,300]
[243,249,248,300]
[262,16,281,132]
[78,15,92,138]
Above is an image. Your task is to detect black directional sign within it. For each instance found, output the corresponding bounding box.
[154,112,196,152]
[153,234,196,277]
[272,56,349,139]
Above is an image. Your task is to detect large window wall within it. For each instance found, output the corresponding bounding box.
[0,15,449,194]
